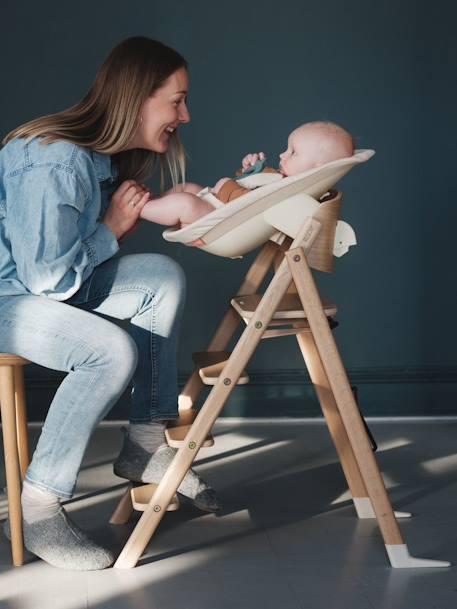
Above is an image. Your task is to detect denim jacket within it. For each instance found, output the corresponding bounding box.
[0,136,119,301]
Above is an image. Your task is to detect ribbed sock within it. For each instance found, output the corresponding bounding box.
[21,480,61,524]
[128,421,167,453]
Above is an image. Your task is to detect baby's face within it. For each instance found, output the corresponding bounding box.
[278,124,353,177]
[279,128,321,176]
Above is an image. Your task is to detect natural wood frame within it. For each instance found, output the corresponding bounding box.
[113,200,409,569]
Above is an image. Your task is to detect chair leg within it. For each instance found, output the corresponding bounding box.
[109,484,134,525]
[296,331,411,519]
[177,241,279,420]
[296,332,369,501]
[0,365,24,566]
[14,366,30,481]
[287,247,449,567]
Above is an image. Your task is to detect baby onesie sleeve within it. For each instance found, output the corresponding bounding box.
[215,180,251,203]
[216,167,281,203]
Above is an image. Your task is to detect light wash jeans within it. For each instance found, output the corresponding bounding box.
[0,254,186,498]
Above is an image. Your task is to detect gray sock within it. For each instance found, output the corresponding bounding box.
[21,480,61,524]
[25,509,114,570]
[3,507,114,570]
[113,428,220,512]
[128,421,167,453]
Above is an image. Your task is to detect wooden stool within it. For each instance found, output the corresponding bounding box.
[0,354,30,566]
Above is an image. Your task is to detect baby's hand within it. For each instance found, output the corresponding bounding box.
[212,177,231,193]
[241,152,266,172]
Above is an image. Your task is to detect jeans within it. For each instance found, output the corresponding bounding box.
[0,254,186,498]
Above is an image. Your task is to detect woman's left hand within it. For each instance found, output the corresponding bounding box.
[103,180,151,241]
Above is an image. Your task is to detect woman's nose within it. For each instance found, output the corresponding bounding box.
[179,103,190,124]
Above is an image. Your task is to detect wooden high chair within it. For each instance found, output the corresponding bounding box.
[112,191,450,570]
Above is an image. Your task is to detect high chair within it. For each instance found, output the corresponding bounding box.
[112,153,450,569]
[0,354,30,566]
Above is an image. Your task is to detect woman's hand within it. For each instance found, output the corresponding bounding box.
[103,180,151,241]
[241,152,265,172]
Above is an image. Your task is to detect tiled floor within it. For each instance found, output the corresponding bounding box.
[2,419,457,609]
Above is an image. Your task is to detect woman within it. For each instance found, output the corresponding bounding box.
[0,36,218,570]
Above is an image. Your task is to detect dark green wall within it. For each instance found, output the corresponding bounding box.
[2,0,457,417]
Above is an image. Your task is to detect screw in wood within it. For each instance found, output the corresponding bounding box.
[153,505,161,512]
[255,321,262,329]
[293,255,301,262]
[188,441,196,449]
[223,378,231,385]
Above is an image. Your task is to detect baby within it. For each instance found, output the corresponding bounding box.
[140,121,354,227]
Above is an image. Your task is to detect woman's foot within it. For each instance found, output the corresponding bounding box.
[4,509,114,570]
[113,427,220,512]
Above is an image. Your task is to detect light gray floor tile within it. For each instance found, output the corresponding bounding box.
[2,420,457,608]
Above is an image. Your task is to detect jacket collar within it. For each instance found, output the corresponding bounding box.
[92,150,117,182]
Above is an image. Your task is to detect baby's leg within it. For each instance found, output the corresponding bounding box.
[162,182,204,195]
[140,192,214,227]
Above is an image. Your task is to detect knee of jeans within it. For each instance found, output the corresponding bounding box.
[102,328,138,378]
[136,254,186,304]
[157,255,186,301]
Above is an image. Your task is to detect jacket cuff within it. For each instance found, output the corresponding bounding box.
[84,223,119,267]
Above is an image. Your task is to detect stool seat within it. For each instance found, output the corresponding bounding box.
[0,354,29,366]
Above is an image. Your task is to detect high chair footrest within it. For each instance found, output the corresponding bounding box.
[165,425,214,448]
[192,351,249,385]
[231,293,337,320]
[170,409,198,428]
[131,484,180,512]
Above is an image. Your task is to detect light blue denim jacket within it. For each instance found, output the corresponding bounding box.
[0,137,119,301]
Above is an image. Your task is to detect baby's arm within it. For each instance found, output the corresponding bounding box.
[140,192,214,227]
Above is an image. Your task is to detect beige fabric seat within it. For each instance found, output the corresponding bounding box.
[163,149,374,258]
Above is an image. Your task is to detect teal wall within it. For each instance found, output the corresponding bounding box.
[2,1,456,417]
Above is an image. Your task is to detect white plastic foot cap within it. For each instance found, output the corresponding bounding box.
[386,544,451,569]
[353,498,411,519]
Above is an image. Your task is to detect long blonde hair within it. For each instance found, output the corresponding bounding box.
[3,37,188,188]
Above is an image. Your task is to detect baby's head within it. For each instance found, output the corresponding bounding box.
[279,121,354,177]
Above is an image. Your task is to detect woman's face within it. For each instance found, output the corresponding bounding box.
[129,67,190,152]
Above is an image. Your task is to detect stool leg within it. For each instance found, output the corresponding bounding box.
[14,366,30,481]
[0,366,24,566]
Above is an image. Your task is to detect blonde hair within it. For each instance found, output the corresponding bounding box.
[2,37,188,188]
